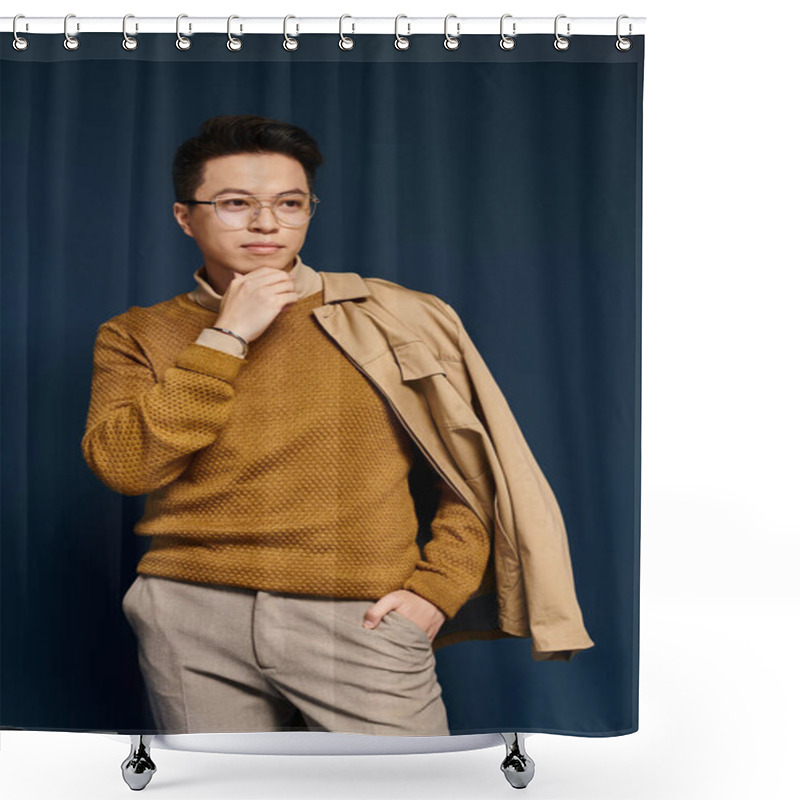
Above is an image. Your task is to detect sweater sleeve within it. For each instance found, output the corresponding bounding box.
[402,478,491,620]
[81,320,246,496]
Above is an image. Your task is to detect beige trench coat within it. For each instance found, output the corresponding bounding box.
[312,270,595,662]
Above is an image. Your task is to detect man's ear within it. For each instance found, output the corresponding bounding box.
[173,202,195,238]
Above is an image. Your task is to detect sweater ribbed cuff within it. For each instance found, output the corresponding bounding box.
[402,570,472,620]
[175,342,246,383]
[195,328,246,359]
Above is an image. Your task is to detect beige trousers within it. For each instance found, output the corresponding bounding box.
[122,574,450,736]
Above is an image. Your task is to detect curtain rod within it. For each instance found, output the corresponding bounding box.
[1,16,646,36]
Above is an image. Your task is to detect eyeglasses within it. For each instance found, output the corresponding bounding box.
[180,191,320,229]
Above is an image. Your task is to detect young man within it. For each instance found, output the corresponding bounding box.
[82,115,594,736]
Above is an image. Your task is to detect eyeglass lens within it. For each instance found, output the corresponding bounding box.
[214,194,314,228]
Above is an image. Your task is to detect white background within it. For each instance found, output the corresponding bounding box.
[2,1,798,798]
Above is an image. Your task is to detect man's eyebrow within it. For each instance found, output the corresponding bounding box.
[214,187,306,196]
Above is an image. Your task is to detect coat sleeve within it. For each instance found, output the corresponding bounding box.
[431,297,596,662]
[81,320,246,496]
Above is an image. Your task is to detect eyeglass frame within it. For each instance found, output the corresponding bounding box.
[178,190,321,229]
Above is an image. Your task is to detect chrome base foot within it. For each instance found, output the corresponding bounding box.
[500,732,535,789]
[121,735,157,790]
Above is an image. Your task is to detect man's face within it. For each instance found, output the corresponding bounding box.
[173,152,311,290]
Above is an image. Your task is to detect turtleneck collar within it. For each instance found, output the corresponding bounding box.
[187,253,323,313]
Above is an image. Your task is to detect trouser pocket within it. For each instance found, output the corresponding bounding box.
[386,609,433,648]
[121,575,146,625]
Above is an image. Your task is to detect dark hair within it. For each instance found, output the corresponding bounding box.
[172,115,324,202]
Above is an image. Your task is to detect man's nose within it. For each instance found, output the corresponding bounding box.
[249,203,279,228]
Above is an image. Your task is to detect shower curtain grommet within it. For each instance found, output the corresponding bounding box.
[444,14,460,50]
[12,14,29,51]
[226,15,242,51]
[175,14,191,50]
[63,13,79,51]
[339,15,355,50]
[500,15,517,50]
[616,15,633,51]
[394,15,411,50]
[121,15,138,51]
[283,15,299,51]
[553,14,571,51]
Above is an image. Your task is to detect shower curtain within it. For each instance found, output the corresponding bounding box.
[0,29,643,737]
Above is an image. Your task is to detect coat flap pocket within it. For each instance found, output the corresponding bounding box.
[392,340,447,381]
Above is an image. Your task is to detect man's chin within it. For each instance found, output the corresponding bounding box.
[237,253,297,271]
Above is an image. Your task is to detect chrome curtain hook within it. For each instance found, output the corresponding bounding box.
[500,14,516,50]
[444,13,460,50]
[616,14,632,51]
[227,15,242,51]
[122,14,138,50]
[12,14,29,51]
[394,14,411,50]
[176,13,191,50]
[283,15,299,51]
[554,14,570,51]
[339,15,355,50]
[63,13,80,51]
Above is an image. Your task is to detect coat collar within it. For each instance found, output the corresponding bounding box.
[187,254,370,312]
[320,271,371,304]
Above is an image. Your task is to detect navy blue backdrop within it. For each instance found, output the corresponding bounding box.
[0,33,643,736]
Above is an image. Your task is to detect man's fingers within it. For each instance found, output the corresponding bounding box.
[363,594,400,628]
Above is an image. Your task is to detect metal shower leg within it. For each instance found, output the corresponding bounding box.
[499,732,535,789]
[121,734,157,790]
[118,732,532,789]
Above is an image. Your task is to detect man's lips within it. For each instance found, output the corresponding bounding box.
[242,243,284,252]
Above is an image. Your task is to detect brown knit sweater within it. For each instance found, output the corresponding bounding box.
[82,261,490,619]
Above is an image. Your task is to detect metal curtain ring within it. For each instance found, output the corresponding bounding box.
[176,14,191,50]
[500,14,516,50]
[339,15,355,50]
[122,14,138,50]
[394,15,410,50]
[444,13,460,50]
[283,15,299,51]
[227,15,242,51]
[616,14,632,51]
[63,13,79,50]
[12,14,29,51]
[553,14,570,51]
